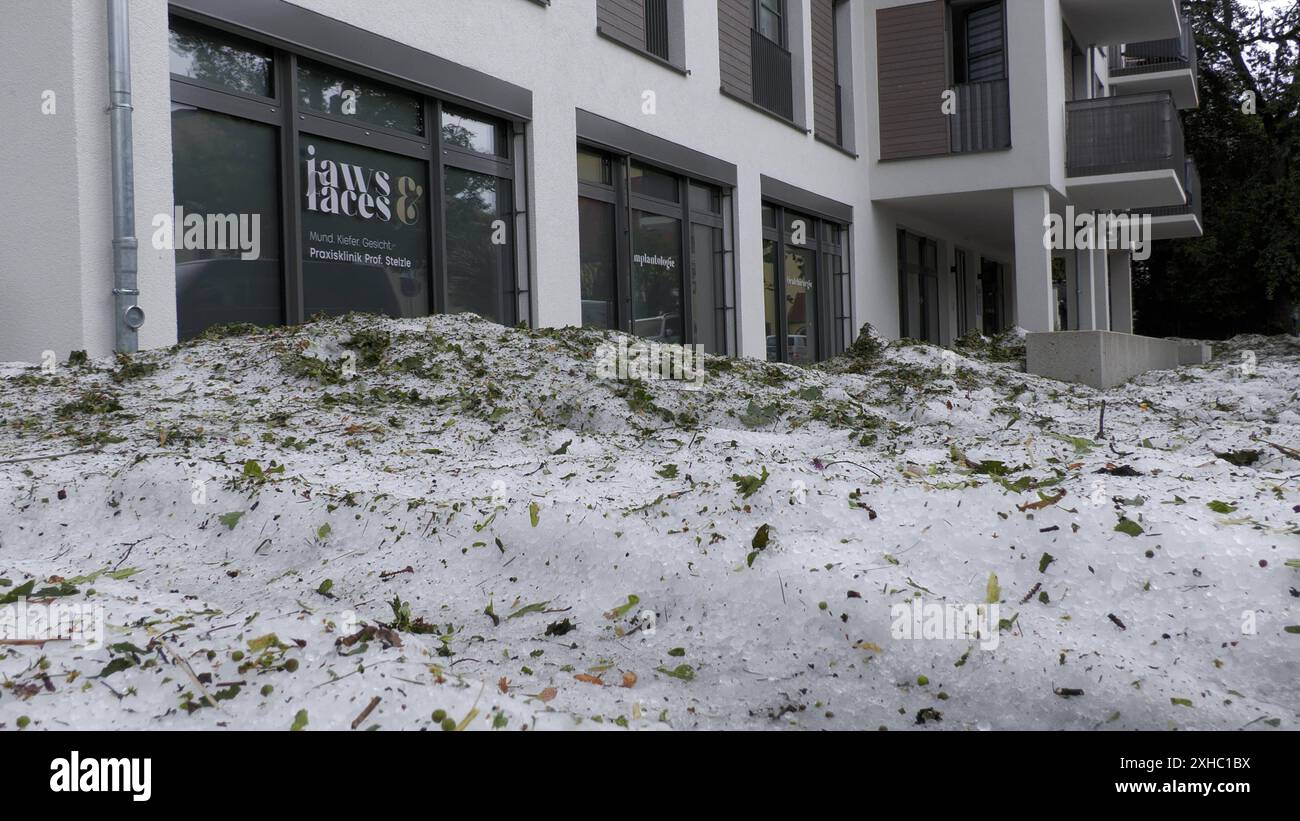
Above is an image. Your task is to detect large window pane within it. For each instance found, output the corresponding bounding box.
[579,197,617,329]
[690,223,724,354]
[759,0,784,44]
[300,136,430,319]
[689,183,721,214]
[784,245,817,365]
[169,18,273,97]
[171,105,281,340]
[442,106,507,157]
[784,209,814,244]
[578,149,613,186]
[445,168,512,324]
[297,59,424,136]
[629,162,679,203]
[630,211,684,343]
[763,239,779,361]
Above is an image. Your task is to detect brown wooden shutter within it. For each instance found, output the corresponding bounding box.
[598,0,648,53]
[718,0,754,100]
[811,0,839,143]
[876,1,949,160]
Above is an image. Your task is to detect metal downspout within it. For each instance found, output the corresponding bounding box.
[108,0,144,352]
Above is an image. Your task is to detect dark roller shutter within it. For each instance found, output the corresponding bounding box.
[964,3,1004,82]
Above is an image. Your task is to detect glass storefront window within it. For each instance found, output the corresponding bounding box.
[578,149,613,186]
[442,106,507,156]
[297,59,425,136]
[764,201,850,364]
[579,197,618,329]
[171,105,282,340]
[690,223,724,355]
[299,136,430,318]
[629,162,679,203]
[630,210,684,343]
[169,18,531,341]
[784,209,814,244]
[169,17,273,97]
[784,245,817,364]
[577,146,734,352]
[764,239,779,361]
[445,168,512,324]
[689,183,721,214]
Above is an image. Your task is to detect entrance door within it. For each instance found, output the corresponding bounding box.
[980,257,1003,333]
[898,230,940,343]
[954,249,970,337]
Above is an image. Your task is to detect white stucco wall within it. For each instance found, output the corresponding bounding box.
[0,1,85,363]
[0,0,176,362]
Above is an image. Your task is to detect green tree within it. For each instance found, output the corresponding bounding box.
[1134,0,1299,337]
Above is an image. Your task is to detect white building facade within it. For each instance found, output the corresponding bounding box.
[0,0,1200,370]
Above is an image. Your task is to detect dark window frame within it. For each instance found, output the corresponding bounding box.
[756,0,787,48]
[166,13,531,335]
[896,228,940,343]
[764,202,849,364]
[577,143,737,355]
[949,0,1007,85]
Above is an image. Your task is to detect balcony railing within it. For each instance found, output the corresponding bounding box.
[645,0,670,61]
[949,79,1011,153]
[1066,91,1185,177]
[1147,156,1201,221]
[834,83,843,146]
[751,28,794,121]
[1109,14,1196,84]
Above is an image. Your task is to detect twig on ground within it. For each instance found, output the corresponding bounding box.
[351,696,382,730]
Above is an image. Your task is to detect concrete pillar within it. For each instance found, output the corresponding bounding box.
[1108,251,1134,334]
[1076,245,1110,330]
[1012,187,1055,332]
[1075,249,1093,329]
[1092,246,1110,330]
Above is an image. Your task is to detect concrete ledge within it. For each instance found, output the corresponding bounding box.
[1177,341,1212,366]
[1026,331,1204,389]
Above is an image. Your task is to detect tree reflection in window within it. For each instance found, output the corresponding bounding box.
[169,18,273,97]
[445,168,513,325]
[297,59,424,136]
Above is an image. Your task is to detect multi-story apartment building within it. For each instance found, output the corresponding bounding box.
[0,0,1203,383]
[868,0,1200,349]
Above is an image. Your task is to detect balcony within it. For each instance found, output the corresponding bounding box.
[1065,92,1187,211]
[1060,0,1181,46]
[1143,156,1203,239]
[949,79,1011,154]
[751,28,794,121]
[1109,15,1199,109]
